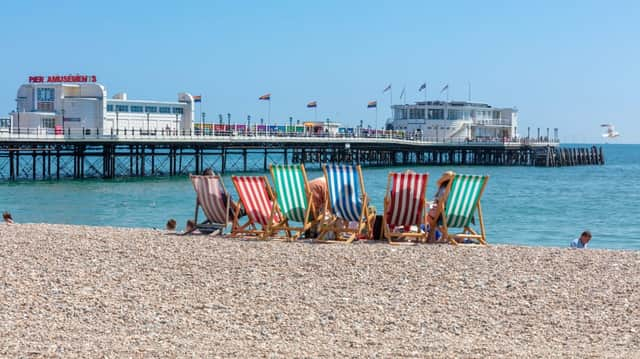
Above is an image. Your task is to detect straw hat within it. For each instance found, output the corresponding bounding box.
[437,171,455,187]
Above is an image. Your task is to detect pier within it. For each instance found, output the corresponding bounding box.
[0,131,604,181]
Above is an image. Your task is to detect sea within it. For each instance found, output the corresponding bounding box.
[1,144,638,250]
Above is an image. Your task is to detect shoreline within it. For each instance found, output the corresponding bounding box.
[1,223,638,356]
[6,221,638,252]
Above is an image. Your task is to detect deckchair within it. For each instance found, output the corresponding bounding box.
[382,172,429,244]
[231,175,288,240]
[269,164,318,240]
[190,174,231,235]
[317,164,373,243]
[436,174,489,245]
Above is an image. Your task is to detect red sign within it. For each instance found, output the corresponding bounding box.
[28,75,97,83]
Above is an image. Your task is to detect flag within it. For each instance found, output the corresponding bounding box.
[440,84,449,93]
[307,101,317,108]
[367,100,377,108]
[193,95,202,102]
[383,84,391,93]
[259,93,271,100]
[418,83,426,91]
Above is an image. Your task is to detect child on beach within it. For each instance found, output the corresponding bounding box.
[185,219,197,234]
[570,231,592,249]
[166,219,177,232]
[3,211,14,224]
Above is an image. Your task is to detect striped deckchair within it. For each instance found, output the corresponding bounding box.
[190,174,231,234]
[231,175,288,240]
[382,172,429,244]
[270,164,317,240]
[438,174,489,245]
[317,164,373,243]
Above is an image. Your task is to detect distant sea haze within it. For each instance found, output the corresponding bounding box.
[0,144,637,250]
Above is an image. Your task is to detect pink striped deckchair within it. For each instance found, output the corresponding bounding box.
[190,174,231,234]
[382,172,429,244]
[231,175,288,239]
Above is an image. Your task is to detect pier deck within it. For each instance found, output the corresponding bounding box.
[0,133,603,180]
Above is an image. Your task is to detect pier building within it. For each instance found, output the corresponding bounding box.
[10,75,196,135]
[388,101,518,141]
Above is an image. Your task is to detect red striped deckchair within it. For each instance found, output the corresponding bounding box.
[382,172,429,244]
[231,175,288,239]
[190,174,231,234]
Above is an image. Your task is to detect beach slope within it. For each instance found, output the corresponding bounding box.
[1,224,638,357]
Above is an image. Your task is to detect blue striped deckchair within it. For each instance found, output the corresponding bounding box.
[269,164,317,240]
[438,174,489,245]
[318,164,373,243]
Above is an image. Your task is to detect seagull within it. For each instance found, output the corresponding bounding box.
[601,124,620,138]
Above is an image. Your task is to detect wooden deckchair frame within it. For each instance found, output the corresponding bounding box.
[269,164,321,240]
[436,175,489,246]
[316,164,374,244]
[382,172,429,245]
[230,175,290,240]
[190,174,232,235]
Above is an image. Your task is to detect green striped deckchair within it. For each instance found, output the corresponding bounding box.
[440,174,489,245]
[269,164,316,240]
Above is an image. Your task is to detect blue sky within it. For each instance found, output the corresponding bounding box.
[1,0,638,142]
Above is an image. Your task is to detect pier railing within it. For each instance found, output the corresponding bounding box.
[0,127,560,146]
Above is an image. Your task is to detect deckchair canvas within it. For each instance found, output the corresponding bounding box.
[382,172,429,244]
[317,164,373,243]
[438,174,489,245]
[270,164,318,239]
[190,174,231,234]
[231,175,288,240]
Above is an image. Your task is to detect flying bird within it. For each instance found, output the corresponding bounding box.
[600,124,620,138]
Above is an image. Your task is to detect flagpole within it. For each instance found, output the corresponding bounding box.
[268,99,271,135]
[314,106,317,123]
[375,105,378,137]
[468,81,471,101]
[424,81,427,103]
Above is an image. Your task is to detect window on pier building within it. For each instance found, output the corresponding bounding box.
[172,107,183,114]
[409,108,424,119]
[448,109,462,121]
[115,105,129,112]
[394,108,408,120]
[106,104,114,112]
[41,118,55,128]
[130,105,144,113]
[36,88,55,112]
[159,106,171,113]
[145,106,158,113]
[428,109,444,120]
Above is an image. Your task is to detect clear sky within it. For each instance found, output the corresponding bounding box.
[1,0,638,143]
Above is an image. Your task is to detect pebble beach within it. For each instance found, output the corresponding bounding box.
[1,224,639,357]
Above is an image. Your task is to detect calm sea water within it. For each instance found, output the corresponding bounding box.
[1,144,638,250]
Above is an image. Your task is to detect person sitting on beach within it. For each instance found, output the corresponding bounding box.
[201,168,245,219]
[185,219,198,234]
[570,231,592,249]
[426,171,455,241]
[3,211,14,224]
[166,218,177,232]
[309,176,328,217]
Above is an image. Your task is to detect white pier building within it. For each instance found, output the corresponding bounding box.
[388,100,518,141]
[10,75,196,134]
